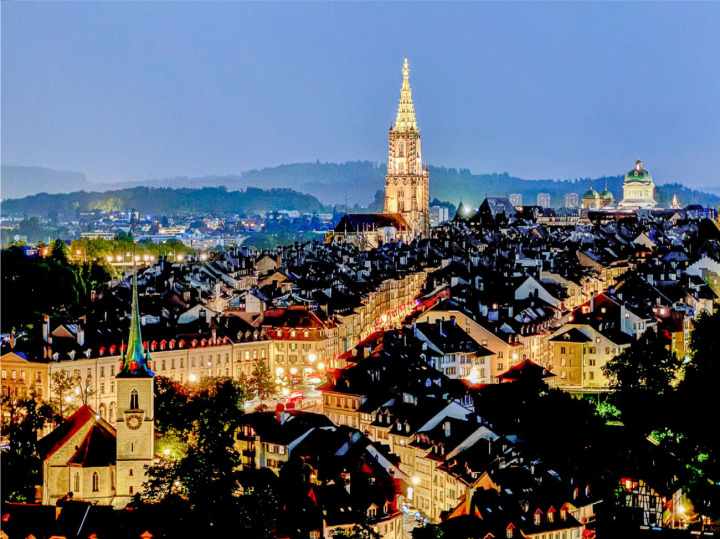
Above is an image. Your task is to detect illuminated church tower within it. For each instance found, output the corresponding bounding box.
[115,269,155,507]
[384,58,430,238]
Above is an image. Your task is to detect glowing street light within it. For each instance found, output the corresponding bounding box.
[412,476,420,485]
[163,448,171,456]
[189,374,197,382]
[308,354,316,363]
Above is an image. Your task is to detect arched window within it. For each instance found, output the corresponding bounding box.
[129,485,134,495]
[92,472,99,492]
[109,402,116,423]
[130,389,139,409]
[74,473,80,492]
[99,403,107,420]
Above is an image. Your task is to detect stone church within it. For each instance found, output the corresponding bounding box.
[330,59,430,248]
[39,270,155,508]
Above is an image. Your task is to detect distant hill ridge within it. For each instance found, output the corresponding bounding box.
[2,162,717,212]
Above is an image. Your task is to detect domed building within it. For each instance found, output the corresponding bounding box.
[618,160,657,210]
[581,186,601,210]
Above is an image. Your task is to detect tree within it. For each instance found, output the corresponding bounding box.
[49,371,77,422]
[1,396,55,502]
[144,377,247,516]
[250,359,277,404]
[602,328,680,433]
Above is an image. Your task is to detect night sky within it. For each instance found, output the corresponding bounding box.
[3,2,719,190]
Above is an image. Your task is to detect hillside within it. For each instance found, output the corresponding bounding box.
[0,186,331,218]
[3,162,717,212]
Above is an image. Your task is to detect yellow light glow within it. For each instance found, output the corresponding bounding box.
[412,476,420,485]
[189,374,197,382]
[309,354,316,363]
[282,388,290,396]
[275,367,284,376]
[290,368,298,375]
[163,448,171,456]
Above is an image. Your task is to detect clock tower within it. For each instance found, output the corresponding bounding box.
[115,268,155,507]
[384,58,430,238]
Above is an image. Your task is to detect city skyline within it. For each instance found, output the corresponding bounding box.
[3,2,720,191]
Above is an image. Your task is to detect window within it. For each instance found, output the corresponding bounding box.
[36,372,42,383]
[180,358,184,368]
[130,389,139,409]
[129,486,134,494]
[278,446,285,455]
[74,473,80,492]
[245,351,250,360]
[129,469,133,476]
[171,359,175,370]
[605,347,610,355]
[20,371,26,381]
[110,381,115,393]
[560,358,566,367]
[560,346,566,354]
[11,370,16,380]
[111,365,115,376]
[100,367,105,378]
[92,472,99,492]
[498,351,503,359]
[100,383,105,395]
[497,363,503,371]
[1,370,5,380]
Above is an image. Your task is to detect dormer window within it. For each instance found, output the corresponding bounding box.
[534,510,542,525]
[506,524,514,538]
[547,508,555,523]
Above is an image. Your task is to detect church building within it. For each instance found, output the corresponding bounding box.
[39,270,155,508]
[329,59,430,247]
[617,160,657,210]
[383,58,430,238]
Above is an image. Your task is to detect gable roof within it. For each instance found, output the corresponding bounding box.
[38,405,116,462]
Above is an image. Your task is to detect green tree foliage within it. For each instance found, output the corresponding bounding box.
[144,377,248,516]
[0,396,55,502]
[1,245,111,333]
[669,311,720,518]
[602,328,679,432]
[250,359,278,404]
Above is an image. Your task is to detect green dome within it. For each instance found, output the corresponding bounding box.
[625,160,653,185]
[583,188,599,199]
[601,190,614,200]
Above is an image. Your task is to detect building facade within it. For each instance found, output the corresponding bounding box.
[384,58,430,239]
[618,160,657,210]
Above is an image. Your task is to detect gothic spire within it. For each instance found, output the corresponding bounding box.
[395,58,418,133]
[119,268,153,378]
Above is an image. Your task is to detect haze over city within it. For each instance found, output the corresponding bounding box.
[3,2,720,191]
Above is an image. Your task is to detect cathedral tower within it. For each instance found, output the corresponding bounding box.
[115,269,155,506]
[384,58,430,238]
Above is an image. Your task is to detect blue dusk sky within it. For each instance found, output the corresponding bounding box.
[2,2,719,190]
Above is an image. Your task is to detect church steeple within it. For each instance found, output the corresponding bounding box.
[384,58,430,238]
[118,269,153,378]
[395,58,418,133]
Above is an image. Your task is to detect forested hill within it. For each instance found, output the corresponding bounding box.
[3,162,717,212]
[0,186,331,218]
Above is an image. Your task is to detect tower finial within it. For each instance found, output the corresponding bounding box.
[395,58,417,132]
[119,266,153,378]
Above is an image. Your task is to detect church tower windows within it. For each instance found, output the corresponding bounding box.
[130,389,139,410]
[384,58,430,238]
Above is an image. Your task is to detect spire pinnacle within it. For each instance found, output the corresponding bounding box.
[395,58,417,132]
[119,268,153,378]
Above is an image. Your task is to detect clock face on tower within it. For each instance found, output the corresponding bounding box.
[125,414,143,430]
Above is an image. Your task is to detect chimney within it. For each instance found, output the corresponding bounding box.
[76,327,85,347]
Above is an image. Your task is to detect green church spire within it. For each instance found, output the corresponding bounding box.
[118,268,153,378]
